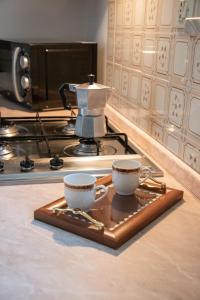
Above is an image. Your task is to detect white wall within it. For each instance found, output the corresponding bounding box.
[0,0,108,82]
[0,0,101,41]
[92,0,108,83]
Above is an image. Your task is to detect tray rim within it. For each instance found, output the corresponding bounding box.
[34,182,184,249]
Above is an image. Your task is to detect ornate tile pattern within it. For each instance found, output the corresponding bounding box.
[156,38,170,75]
[145,0,158,27]
[106,0,200,174]
[115,34,122,63]
[132,35,142,66]
[169,87,185,128]
[183,143,200,173]
[123,0,134,27]
[192,39,200,83]
[122,35,131,65]
[175,0,195,28]
[108,1,115,29]
[151,122,163,143]
[121,69,129,97]
[141,77,151,109]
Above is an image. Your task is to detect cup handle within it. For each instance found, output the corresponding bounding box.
[139,166,152,184]
[94,185,108,202]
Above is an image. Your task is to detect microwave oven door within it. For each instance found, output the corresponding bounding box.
[40,44,97,110]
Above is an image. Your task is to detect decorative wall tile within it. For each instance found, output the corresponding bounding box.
[113,65,121,94]
[123,0,134,27]
[152,81,168,117]
[119,97,128,116]
[156,38,170,75]
[134,0,145,26]
[106,63,113,87]
[138,110,151,133]
[122,35,131,65]
[173,40,189,78]
[114,34,122,63]
[142,37,156,71]
[188,96,200,137]
[145,0,158,27]
[183,143,200,173]
[121,69,129,97]
[151,122,163,143]
[159,0,173,28]
[132,35,142,66]
[165,134,180,156]
[192,39,200,84]
[105,0,200,175]
[107,32,114,61]
[108,1,115,30]
[169,87,185,128]
[141,77,152,109]
[108,94,120,109]
[127,104,139,125]
[128,70,141,104]
[175,0,195,28]
[120,97,138,122]
[116,0,123,28]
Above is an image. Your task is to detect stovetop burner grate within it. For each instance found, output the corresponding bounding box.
[63,138,118,157]
[0,112,164,183]
[0,113,132,158]
[0,142,15,160]
[54,120,76,135]
[0,113,31,138]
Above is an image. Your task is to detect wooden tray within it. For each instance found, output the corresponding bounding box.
[34,175,183,249]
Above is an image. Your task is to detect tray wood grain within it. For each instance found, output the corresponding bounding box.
[34,175,183,249]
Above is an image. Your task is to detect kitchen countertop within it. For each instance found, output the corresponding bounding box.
[1,97,200,299]
[0,96,67,117]
[1,171,200,300]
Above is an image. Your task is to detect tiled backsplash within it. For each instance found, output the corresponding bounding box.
[106,0,200,174]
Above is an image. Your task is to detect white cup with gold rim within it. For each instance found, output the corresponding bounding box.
[112,160,152,195]
[64,173,108,212]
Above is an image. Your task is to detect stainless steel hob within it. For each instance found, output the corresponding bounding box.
[0,113,163,184]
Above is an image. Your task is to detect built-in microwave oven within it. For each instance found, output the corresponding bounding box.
[0,40,97,111]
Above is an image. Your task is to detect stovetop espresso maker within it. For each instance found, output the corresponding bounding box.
[59,74,112,138]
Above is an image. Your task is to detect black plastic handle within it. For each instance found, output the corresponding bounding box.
[58,83,72,110]
[88,74,95,85]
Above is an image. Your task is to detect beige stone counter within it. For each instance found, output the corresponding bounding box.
[0,171,200,300]
[0,96,67,117]
[1,97,200,299]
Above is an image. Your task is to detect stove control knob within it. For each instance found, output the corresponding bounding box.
[0,161,4,172]
[20,55,29,69]
[21,75,31,90]
[50,155,64,170]
[20,156,34,172]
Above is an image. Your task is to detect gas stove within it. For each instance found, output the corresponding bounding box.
[0,113,163,184]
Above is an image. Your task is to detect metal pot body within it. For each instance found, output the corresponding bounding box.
[75,114,106,138]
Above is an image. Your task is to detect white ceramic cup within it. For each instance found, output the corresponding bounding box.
[63,173,108,211]
[112,160,152,195]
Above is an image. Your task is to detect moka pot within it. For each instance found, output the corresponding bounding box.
[59,74,112,138]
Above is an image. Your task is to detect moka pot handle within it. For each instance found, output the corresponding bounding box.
[58,83,77,110]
